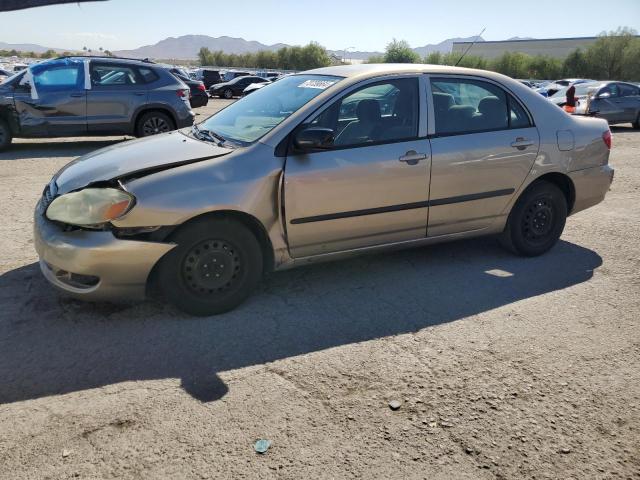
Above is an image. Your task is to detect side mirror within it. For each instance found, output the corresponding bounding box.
[294,127,335,150]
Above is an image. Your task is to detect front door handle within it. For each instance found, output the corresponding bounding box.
[134,92,146,96]
[69,93,84,98]
[511,137,534,150]
[399,150,427,165]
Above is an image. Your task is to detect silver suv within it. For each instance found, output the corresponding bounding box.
[0,56,195,151]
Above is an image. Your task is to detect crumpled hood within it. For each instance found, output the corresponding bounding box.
[54,130,232,194]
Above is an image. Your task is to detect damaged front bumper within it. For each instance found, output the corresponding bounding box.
[34,201,175,301]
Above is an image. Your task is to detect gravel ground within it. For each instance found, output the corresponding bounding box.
[0,101,638,479]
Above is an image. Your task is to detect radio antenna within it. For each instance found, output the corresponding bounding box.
[455,27,486,66]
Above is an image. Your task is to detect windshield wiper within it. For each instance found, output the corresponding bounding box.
[192,124,231,147]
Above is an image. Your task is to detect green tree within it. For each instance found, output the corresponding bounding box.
[384,39,419,63]
[365,54,385,64]
[585,27,637,80]
[424,51,442,65]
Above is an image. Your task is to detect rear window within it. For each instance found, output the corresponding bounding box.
[138,67,159,83]
[91,64,140,86]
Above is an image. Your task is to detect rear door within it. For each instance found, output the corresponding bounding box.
[427,76,539,237]
[87,62,148,134]
[15,59,86,136]
[284,76,431,257]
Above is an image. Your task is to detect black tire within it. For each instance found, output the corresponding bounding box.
[136,111,175,137]
[223,88,233,99]
[632,112,640,129]
[156,217,263,316]
[500,181,567,257]
[0,118,12,152]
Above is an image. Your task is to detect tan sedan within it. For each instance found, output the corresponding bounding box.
[34,64,614,315]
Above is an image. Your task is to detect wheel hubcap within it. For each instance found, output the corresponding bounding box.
[522,197,554,243]
[181,240,241,295]
[142,117,170,136]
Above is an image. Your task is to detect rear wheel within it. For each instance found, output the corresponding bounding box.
[156,217,263,316]
[632,112,640,129]
[0,118,12,151]
[500,181,567,257]
[136,111,175,137]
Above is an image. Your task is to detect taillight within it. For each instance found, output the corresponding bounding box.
[177,88,190,98]
[197,83,205,92]
[603,130,612,150]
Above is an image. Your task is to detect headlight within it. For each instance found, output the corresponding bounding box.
[46,188,134,227]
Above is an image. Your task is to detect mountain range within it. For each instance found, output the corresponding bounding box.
[111,35,488,60]
[1,35,536,61]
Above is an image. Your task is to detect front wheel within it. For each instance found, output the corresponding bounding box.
[632,112,640,129]
[156,217,263,316]
[500,181,567,257]
[223,89,233,99]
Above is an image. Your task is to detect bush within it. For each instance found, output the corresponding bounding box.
[197,42,331,71]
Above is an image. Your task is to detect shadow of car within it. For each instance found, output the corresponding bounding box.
[0,238,602,404]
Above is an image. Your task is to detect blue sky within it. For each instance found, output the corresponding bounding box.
[1,0,639,51]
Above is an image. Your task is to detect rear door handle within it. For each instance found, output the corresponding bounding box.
[69,93,84,98]
[134,92,145,96]
[399,150,427,165]
[511,137,534,150]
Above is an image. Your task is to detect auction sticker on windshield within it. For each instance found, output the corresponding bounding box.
[298,79,336,89]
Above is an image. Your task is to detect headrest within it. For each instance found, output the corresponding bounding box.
[356,99,381,122]
[478,96,503,115]
[433,92,454,112]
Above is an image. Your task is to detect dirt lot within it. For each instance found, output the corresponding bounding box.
[0,100,638,480]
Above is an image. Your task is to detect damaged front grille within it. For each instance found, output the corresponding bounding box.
[41,180,58,211]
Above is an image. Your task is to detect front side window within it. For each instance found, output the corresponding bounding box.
[431,78,530,135]
[91,64,139,86]
[200,74,342,144]
[32,64,82,91]
[599,84,619,98]
[311,77,419,147]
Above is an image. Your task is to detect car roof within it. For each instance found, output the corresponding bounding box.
[56,56,155,66]
[305,63,509,81]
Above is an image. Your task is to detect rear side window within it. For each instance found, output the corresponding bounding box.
[138,67,159,83]
[91,63,140,86]
[431,78,531,135]
[619,84,639,97]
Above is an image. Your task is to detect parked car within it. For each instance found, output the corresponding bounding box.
[535,78,595,97]
[165,66,208,109]
[0,56,195,150]
[209,75,269,98]
[193,68,223,89]
[0,68,10,82]
[222,70,252,82]
[33,64,614,315]
[549,81,640,127]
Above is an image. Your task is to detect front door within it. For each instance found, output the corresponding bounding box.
[87,62,148,134]
[284,76,431,258]
[427,76,539,237]
[14,59,86,137]
[594,83,624,123]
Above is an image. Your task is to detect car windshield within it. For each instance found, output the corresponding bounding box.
[199,74,342,144]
